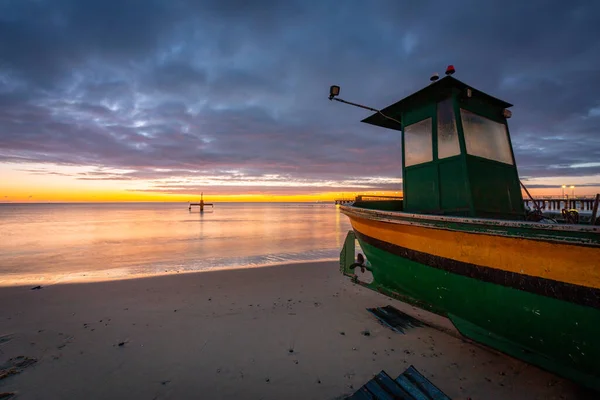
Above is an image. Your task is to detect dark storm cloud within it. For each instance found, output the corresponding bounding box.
[1,0,599,192]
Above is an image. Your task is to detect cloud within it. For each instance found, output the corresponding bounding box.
[0,0,599,194]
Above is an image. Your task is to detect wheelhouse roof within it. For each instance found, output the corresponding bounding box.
[361,76,513,131]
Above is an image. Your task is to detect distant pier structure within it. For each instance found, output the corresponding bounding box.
[334,198,355,205]
[189,193,213,212]
[335,195,403,205]
[524,196,598,211]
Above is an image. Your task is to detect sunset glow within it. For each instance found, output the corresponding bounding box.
[1,1,598,202]
[1,161,599,203]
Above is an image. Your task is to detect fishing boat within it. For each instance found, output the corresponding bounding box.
[331,66,600,391]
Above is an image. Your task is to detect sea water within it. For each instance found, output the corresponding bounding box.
[0,202,352,285]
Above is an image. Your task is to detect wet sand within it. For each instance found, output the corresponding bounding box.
[0,261,593,399]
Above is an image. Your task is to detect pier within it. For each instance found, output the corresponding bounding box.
[334,198,354,205]
[524,196,599,211]
[335,195,404,205]
[189,193,213,212]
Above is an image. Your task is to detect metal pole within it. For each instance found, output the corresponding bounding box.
[591,194,600,225]
[331,98,379,112]
[330,98,402,128]
[520,181,540,210]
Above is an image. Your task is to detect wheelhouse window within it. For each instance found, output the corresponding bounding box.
[437,98,460,159]
[404,118,432,167]
[460,109,514,165]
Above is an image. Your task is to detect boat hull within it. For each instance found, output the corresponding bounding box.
[343,210,600,391]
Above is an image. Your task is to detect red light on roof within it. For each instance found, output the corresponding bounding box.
[445,65,455,76]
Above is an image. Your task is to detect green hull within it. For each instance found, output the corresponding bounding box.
[353,236,600,392]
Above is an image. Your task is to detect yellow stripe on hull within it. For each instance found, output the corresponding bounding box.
[349,216,600,290]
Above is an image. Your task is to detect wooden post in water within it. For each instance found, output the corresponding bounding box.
[188,192,213,212]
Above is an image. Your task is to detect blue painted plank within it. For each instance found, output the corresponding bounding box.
[365,380,395,400]
[347,386,376,400]
[345,366,452,400]
[367,306,423,334]
[402,366,451,400]
[395,375,430,400]
[373,371,413,399]
[367,308,402,333]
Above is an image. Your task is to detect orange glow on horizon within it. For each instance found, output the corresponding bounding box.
[1,163,599,203]
[2,185,599,203]
[0,187,406,203]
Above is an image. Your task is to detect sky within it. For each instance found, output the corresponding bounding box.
[1,0,599,202]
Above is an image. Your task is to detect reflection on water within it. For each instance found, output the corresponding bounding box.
[335,206,342,249]
[0,202,352,285]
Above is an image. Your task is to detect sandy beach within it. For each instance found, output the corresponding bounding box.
[0,261,593,400]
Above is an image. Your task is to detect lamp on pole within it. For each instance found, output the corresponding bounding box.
[562,185,566,198]
[571,185,575,197]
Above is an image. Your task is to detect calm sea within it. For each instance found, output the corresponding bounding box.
[0,203,352,286]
